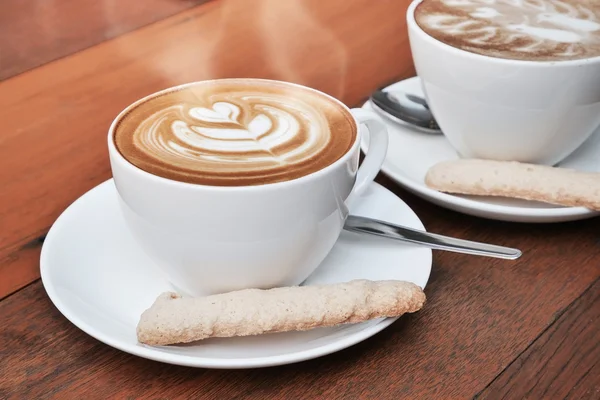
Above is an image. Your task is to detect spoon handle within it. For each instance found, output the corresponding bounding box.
[343,215,522,260]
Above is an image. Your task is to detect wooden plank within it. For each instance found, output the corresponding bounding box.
[477,279,600,400]
[0,0,416,298]
[0,181,598,398]
[0,0,211,80]
[0,235,44,299]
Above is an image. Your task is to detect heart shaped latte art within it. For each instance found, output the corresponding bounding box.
[188,102,241,124]
[137,97,325,167]
[115,80,356,186]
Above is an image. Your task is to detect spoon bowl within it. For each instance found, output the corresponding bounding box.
[370,89,441,134]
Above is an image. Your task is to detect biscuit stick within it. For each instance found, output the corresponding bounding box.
[425,159,600,210]
[137,279,426,345]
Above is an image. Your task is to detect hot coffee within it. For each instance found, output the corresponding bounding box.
[114,79,356,186]
[414,0,600,61]
[109,79,388,295]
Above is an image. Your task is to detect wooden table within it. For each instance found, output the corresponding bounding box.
[1,1,598,398]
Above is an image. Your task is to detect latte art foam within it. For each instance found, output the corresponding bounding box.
[114,80,356,186]
[415,0,600,61]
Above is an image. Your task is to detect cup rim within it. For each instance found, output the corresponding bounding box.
[407,0,600,67]
[107,78,361,192]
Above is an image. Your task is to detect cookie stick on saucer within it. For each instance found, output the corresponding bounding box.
[425,159,600,210]
[137,279,426,346]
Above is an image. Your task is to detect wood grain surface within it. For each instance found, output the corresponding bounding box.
[0,0,415,298]
[1,0,599,398]
[0,0,210,80]
[477,278,600,400]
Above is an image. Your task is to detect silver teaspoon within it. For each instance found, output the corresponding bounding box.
[370,89,441,134]
[344,215,522,260]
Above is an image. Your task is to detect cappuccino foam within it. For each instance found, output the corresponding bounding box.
[415,0,600,61]
[114,79,356,186]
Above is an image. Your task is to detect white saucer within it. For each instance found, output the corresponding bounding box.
[361,77,600,223]
[41,180,431,369]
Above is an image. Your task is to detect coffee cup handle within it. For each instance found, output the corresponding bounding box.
[346,108,389,206]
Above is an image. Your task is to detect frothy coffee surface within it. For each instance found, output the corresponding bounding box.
[415,0,600,61]
[114,80,356,186]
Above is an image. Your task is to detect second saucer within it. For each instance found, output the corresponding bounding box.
[361,76,600,223]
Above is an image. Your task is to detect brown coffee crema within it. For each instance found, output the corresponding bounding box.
[114,80,356,186]
[415,0,600,61]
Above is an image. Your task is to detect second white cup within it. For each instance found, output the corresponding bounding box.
[407,0,600,166]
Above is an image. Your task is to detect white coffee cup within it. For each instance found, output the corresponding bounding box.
[108,81,388,296]
[407,0,600,166]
